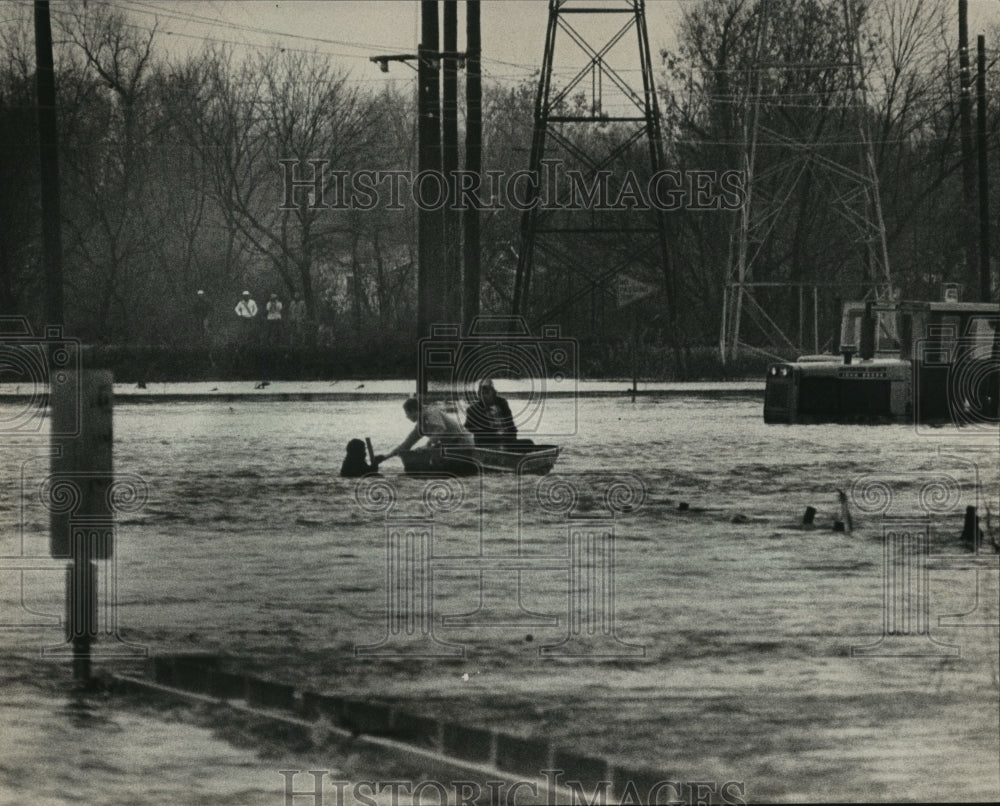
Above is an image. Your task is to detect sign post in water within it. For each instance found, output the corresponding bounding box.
[49,370,112,682]
[617,275,658,401]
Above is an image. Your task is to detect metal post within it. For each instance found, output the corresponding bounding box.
[634,0,677,372]
[50,371,113,682]
[730,1,767,363]
[719,286,729,364]
[798,286,804,351]
[513,0,558,317]
[631,316,638,402]
[813,285,819,353]
[513,0,675,341]
[843,0,892,293]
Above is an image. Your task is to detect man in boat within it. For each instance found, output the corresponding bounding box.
[463,379,522,448]
[377,396,473,462]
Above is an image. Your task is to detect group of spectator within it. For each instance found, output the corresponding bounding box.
[193,288,310,347]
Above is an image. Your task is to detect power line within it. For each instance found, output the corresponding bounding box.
[94,1,598,78]
[48,6,374,60]
[105,0,412,55]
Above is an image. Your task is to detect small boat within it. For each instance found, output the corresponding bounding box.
[398,443,560,476]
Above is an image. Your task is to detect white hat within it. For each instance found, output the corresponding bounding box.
[242,290,250,296]
[196,289,204,295]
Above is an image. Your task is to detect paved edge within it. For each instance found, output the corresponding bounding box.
[119,655,691,803]
[109,672,579,803]
[0,388,766,404]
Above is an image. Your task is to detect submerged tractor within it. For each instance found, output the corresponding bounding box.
[764,289,1000,425]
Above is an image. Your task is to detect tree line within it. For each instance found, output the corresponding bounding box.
[0,0,996,377]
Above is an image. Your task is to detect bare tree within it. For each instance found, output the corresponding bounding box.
[181,47,385,329]
[658,0,967,347]
[0,19,41,318]
[53,0,160,341]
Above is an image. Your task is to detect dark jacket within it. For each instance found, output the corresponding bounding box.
[464,395,517,446]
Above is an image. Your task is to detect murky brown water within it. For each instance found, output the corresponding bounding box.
[2,395,998,802]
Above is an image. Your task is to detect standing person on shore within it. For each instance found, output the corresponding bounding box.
[288,292,307,345]
[195,290,212,337]
[235,290,258,320]
[234,290,258,351]
[195,289,215,368]
[265,293,283,347]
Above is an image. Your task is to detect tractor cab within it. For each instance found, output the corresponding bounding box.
[764,291,999,425]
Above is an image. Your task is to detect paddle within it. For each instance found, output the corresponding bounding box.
[365,437,379,469]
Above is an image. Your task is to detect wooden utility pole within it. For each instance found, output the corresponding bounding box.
[463,0,482,327]
[34,0,63,326]
[417,0,444,395]
[959,1,977,293]
[442,0,461,323]
[976,35,991,302]
[373,3,479,383]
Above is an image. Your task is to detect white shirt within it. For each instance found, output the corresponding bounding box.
[235,298,258,318]
[393,405,473,454]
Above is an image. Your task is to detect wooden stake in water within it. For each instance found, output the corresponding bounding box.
[631,316,639,403]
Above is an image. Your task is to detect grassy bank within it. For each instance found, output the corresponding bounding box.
[74,342,777,383]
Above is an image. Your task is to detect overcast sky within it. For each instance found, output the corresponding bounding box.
[63,0,1000,90]
[115,0,685,82]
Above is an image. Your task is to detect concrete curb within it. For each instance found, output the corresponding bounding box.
[132,654,681,803]
[112,670,575,803]
[0,387,765,404]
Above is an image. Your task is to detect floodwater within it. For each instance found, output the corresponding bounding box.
[1,394,998,803]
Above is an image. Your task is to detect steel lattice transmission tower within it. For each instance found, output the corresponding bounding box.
[720,0,894,363]
[512,0,674,340]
